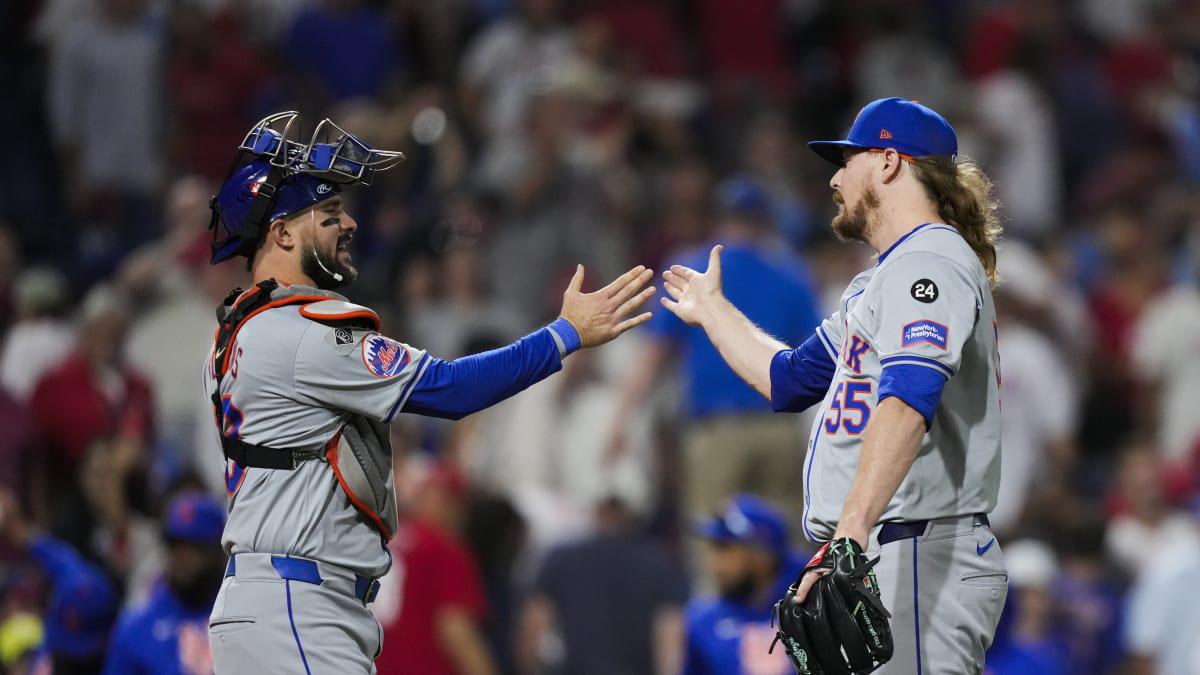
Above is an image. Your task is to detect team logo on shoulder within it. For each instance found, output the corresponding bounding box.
[902,320,948,349]
[911,278,939,303]
[334,328,353,346]
[362,334,410,378]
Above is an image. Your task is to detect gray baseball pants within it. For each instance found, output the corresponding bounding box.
[209,553,383,674]
[868,514,1008,675]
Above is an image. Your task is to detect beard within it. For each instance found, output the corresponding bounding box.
[717,570,761,604]
[168,567,226,610]
[301,238,357,290]
[831,184,881,243]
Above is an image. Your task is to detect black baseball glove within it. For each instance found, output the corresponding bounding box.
[770,537,893,674]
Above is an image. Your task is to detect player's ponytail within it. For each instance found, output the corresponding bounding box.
[910,156,1003,286]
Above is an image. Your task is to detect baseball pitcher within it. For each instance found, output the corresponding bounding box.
[660,97,1008,674]
[201,112,655,674]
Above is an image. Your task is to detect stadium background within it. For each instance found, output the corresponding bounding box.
[1,0,1199,672]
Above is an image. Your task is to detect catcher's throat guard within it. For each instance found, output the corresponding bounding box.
[208,111,405,264]
[210,280,399,540]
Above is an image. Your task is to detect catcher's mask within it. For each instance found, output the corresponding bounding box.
[208,111,405,264]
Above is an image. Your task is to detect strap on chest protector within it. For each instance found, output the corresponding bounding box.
[210,279,400,540]
[210,279,329,469]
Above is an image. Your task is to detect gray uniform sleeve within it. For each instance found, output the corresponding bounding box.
[816,308,844,361]
[868,251,982,379]
[292,323,430,423]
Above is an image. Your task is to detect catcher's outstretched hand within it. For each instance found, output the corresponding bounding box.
[771,537,893,674]
[661,244,726,328]
[559,264,656,348]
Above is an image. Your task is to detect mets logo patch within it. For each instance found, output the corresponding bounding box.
[902,320,948,350]
[362,334,410,378]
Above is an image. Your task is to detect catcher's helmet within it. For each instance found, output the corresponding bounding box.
[208,111,405,264]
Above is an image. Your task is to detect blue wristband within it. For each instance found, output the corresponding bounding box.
[548,318,583,356]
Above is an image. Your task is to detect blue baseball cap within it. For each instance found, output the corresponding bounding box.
[696,494,789,557]
[718,175,772,216]
[808,97,957,166]
[164,492,226,544]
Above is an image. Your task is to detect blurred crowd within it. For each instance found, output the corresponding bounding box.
[1,0,1199,672]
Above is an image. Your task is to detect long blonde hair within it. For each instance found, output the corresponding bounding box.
[910,156,1003,286]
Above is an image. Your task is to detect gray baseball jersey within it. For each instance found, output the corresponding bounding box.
[801,223,1002,542]
[202,285,429,579]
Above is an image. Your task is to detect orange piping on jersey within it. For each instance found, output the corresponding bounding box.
[325,434,393,541]
[298,305,381,331]
[218,295,331,374]
[226,463,248,498]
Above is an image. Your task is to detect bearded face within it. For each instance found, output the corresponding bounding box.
[298,197,358,289]
[831,182,881,244]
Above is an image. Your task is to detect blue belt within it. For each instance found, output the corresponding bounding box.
[877,513,989,546]
[224,555,381,604]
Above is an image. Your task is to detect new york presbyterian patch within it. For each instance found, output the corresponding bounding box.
[902,320,948,350]
[361,334,411,378]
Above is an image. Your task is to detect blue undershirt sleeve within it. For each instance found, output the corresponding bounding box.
[402,320,581,420]
[769,333,837,412]
[878,363,948,430]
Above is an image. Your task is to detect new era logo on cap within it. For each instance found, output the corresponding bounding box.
[808,97,958,166]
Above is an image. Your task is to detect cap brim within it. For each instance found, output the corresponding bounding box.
[807,140,867,166]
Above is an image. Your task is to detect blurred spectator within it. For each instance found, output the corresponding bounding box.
[697,0,791,101]
[28,285,154,565]
[408,244,526,359]
[1124,515,1200,675]
[463,337,656,556]
[612,175,821,570]
[1055,518,1126,675]
[0,268,74,403]
[853,10,962,116]
[972,67,1062,236]
[284,0,401,108]
[517,495,687,675]
[0,491,120,675]
[479,85,631,318]
[102,491,226,674]
[738,111,815,249]
[123,177,239,474]
[683,495,802,675]
[376,460,496,675]
[459,0,572,137]
[985,540,1071,675]
[47,0,163,218]
[1105,443,1199,579]
[1131,279,1200,462]
[991,243,1080,534]
[167,2,272,180]
[0,388,34,496]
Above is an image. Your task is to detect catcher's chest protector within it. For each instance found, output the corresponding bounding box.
[211,279,400,540]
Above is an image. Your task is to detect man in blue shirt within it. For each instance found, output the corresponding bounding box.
[684,495,807,675]
[611,176,822,576]
[103,491,228,675]
[0,490,119,674]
